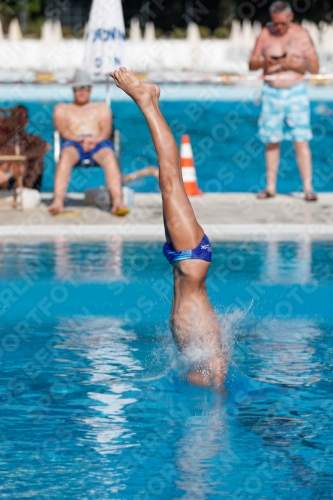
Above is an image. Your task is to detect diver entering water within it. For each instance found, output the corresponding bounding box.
[110,67,227,387]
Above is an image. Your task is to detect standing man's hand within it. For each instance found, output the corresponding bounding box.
[279,53,304,72]
[264,55,284,74]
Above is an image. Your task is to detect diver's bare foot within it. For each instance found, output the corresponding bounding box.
[110,67,160,108]
[48,199,64,215]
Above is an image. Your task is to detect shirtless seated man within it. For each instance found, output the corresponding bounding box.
[249,1,319,201]
[49,69,128,215]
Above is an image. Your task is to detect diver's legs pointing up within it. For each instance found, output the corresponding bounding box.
[110,68,227,387]
[110,67,203,250]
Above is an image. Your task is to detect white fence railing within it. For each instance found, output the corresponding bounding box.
[1,39,333,79]
[1,15,333,77]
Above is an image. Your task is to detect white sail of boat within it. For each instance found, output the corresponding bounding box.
[83,0,127,75]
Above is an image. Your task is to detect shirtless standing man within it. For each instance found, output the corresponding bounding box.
[49,69,128,215]
[249,1,319,201]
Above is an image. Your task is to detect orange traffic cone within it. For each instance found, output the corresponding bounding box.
[180,135,202,196]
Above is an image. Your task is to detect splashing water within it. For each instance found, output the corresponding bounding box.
[137,305,252,389]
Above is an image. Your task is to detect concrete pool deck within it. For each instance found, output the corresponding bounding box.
[0,192,332,241]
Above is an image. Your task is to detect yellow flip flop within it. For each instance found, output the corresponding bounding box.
[113,207,130,216]
[53,210,82,217]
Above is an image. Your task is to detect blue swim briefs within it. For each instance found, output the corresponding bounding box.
[61,139,114,166]
[163,233,212,265]
[259,82,312,144]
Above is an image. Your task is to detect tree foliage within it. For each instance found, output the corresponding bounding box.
[1,0,332,33]
[233,0,333,26]
[0,0,42,16]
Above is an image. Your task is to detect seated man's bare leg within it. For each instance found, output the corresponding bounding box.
[0,162,10,189]
[24,157,44,190]
[122,166,159,183]
[0,160,26,189]
[49,147,79,214]
[92,148,127,214]
[0,143,20,189]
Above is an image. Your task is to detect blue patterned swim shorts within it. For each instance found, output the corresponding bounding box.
[258,82,312,144]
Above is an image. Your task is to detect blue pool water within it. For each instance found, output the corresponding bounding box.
[0,239,333,499]
[10,100,333,194]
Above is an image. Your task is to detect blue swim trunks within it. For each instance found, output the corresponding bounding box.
[61,139,114,166]
[163,234,212,265]
[259,82,312,144]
